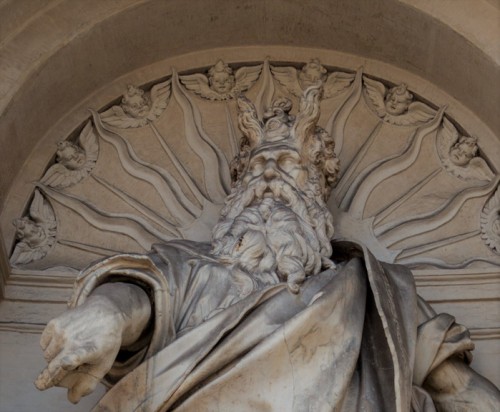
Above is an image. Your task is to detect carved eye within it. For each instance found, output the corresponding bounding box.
[278,154,299,172]
[249,156,266,174]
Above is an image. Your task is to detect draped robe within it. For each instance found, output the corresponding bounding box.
[69,240,473,412]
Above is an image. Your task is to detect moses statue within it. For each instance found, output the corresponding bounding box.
[35,85,499,411]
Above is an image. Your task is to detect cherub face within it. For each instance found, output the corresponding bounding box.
[449,136,478,166]
[299,61,327,89]
[56,142,85,169]
[209,71,235,94]
[384,91,412,116]
[122,94,150,118]
[15,219,46,248]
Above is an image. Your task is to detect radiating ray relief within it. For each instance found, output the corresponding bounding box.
[9,60,499,273]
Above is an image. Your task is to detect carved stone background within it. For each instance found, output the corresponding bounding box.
[1,55,499,409]
[7,59,499,275]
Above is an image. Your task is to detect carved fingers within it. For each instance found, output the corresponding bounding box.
[35,300,125,403]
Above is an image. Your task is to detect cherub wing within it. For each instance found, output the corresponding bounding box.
[323,71,355,99]
[148,79,171,119]
[78,121,99,162]
[100,105,147,128]
[270,65,303,97]
[180,73,223,100]
[385,101,436,126]
[363,76,386,117]
[436,118,458,161]
[29,190,55,225]
[436,119,494,181]
[236,95,264,148]
[40,164,76,189]
[10,242,45,265]
[463,158,495,181]
[233,64,262,94]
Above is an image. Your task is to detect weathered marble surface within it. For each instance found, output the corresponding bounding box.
[35,85,500,410]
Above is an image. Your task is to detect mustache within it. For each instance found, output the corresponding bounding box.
[222,177,309,220]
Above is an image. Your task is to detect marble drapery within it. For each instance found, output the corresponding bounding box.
[70,240,474,412]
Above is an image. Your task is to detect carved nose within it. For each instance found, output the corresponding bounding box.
[263,160,278,180]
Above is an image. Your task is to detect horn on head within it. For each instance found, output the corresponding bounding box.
[237,94,264,149]
[292,84,322,149]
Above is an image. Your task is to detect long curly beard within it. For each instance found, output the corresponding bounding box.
[211,177,334,292]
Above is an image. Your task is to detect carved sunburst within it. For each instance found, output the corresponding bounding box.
[10,60,499,271]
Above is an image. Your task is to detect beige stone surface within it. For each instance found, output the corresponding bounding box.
[0,0,499,410]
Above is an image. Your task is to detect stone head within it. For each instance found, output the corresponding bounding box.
[450,135,478,166]
[235,84,338,202]
[56,141,86,169]
[121,85,150,118]
[208,60,235,94]
[298,59,328,89]
[384,83,413,116]
[13,217,46,248]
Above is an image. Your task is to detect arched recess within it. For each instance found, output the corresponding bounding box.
[0,1,498,410]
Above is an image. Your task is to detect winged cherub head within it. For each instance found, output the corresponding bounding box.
[13,217,47,248]
[56,141,86,170]
[298,59,328,89]
[212,85,337,292]
[208,60,236,94]
[121,85,151,118]
[449,135,478,166]
[384,83,413,116]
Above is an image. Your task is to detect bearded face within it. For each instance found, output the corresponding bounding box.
[212,142,335,293]
[212,85,337,293]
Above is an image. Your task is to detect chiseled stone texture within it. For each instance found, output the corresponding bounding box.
[0,1,499,411]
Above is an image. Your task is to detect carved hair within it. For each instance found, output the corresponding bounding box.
[386,83,413,103]
[209,60,233,77]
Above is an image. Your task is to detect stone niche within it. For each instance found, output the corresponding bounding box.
[1,48,499,409]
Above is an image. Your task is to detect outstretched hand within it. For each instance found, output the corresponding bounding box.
[34,282,152,403]
[35,297,126,403]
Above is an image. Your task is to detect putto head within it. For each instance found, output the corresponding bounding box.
[208,60,235,94]
[384,83,413,116]
[56,141,85,169]
[121,85,150,118]
[450,135,479,166]
[298,59,328,89]
[13,217,46,248]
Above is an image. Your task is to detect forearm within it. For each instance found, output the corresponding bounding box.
[90,282,152,346]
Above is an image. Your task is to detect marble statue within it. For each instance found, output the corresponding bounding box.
[35,84,499,411]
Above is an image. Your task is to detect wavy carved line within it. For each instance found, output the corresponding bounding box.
[172,71,231,201]
[396,230,480,261]
[346,106,446,218]
[92,111,198,225]
[405,256,500,270]
[38,185,174,251]
[378,177,499,246]
[91,175,180,237]
[255,59,275,120]
[149,123,206,206]
[374,168,442,226]
[225,104,239,158]
[335,122,383,199]
[326,67,363,157]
